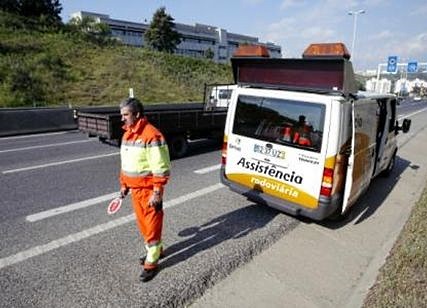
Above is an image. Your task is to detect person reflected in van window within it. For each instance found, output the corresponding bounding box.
[293,115,313,146]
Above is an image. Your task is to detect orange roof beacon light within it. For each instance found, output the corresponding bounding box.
[233,44,270,58]
[302,42,351,60]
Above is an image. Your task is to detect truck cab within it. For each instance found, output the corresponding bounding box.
[205,84,237,109]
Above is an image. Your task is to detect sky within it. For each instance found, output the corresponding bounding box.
[60,0,427,71]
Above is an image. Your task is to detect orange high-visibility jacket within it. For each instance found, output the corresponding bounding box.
[120,117,170,190]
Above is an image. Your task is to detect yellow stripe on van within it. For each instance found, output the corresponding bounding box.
[324,155,336,169]
[227,173,319,209]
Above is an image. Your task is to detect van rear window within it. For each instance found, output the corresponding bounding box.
[232,95,325,152]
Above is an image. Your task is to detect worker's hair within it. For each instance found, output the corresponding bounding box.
[119,97,144,115]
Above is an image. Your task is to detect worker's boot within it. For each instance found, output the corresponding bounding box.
[140,267,158,282]
[139,248,165,265]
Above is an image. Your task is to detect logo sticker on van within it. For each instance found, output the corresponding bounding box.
[253,144,286,160]
[298,153,320,165]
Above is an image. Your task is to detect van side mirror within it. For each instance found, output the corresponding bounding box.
[395,118,411,134]
[401,118,411,133]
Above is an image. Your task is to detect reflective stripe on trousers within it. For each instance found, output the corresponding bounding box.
[130,188,164,269]
[145,241,163,269]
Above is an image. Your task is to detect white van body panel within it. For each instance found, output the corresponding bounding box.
[223,87,339,212]
[222,87,401,220]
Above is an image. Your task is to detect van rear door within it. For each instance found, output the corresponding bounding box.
[224,90,329,210]
[342,99,377,213]
[342,101,356,213]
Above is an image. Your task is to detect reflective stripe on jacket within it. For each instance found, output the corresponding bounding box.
[120,117,170,189]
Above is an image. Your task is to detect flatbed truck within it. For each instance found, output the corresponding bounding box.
[77,85,235,157]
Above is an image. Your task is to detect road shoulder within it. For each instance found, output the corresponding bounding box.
[191,117,427,308]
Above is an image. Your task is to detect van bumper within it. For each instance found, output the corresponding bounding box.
[220,169,339,221]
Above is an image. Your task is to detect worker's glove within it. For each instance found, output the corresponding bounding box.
[149,190,163,212]
[120,187,129,199]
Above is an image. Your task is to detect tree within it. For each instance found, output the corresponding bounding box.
[0,0,20,14]
[144,7,181,53]
[0,0,62,26]
[20,0,62,25]
[68,15,111,36]
[204,48,215,60]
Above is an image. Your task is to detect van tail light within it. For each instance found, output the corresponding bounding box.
[320,167,334,197]
[221,140,227,165]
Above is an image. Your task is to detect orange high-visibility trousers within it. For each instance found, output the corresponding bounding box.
[130,188,163,269]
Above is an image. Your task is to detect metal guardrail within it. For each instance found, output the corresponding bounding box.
[0,103,207,137]
[0,107,78,137]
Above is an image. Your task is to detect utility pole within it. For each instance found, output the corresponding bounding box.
[348,9,365,63]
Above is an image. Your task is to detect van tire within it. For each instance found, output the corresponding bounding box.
[168,134,188,158]
[381,152,396,177]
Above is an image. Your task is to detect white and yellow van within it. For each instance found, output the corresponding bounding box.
[220,43,411,220]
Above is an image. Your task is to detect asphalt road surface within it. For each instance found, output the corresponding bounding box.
[0,99,425,307]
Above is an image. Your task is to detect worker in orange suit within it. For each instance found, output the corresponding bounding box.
[119,97,171,282]
[293,115,312,146]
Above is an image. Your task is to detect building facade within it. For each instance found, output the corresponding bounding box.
[70,11,282,63]
[366,78,392,94]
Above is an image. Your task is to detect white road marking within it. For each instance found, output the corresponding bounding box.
[398,106,427,120]
[2,152,119,174]
[26,192,119,222]
[0,131,71,140]
[0,215,135,270]
[194,164,221,174]
[0,140,94,154]
[164,183,223,208]
[0,183,224,270]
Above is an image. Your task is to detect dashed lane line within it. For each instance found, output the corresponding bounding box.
[398,106,427,120]
[0,131,71,140]
[194,164,221,174]
[0,139,95,154]
[0,183,224,270]
[26,192,119,222]
[2,152,119,174]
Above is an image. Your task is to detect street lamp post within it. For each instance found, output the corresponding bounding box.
[348,9,365,62]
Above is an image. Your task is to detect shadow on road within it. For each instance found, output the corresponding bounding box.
[161,204,279,269]
[319,155,413,229]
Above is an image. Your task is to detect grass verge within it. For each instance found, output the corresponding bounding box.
[363,183,427,307]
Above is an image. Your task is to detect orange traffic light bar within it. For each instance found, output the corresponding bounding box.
[303,42,351,59]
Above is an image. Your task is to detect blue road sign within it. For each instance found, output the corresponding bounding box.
[407,61,418,73]
[387,56,398,73]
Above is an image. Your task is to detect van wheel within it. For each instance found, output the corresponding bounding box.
[168,135,188,158]
[381,152,396,177]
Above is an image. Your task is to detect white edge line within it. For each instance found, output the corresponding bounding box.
[0,183,224,270]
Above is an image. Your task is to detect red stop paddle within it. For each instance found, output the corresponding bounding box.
[107,196,123,215]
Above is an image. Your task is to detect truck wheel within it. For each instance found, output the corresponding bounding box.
[381,152,396,177]
[168,135,188,158]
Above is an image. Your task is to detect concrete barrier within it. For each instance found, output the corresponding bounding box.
[0,107,77,137]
